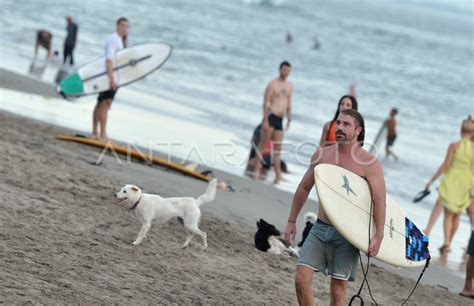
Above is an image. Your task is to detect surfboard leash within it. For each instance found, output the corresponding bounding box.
[400,255,431,305]
[349,178,431,306]
[349,179,379,306]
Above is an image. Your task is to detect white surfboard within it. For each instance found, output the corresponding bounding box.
[57,43,172,97]
[314,163,430,268]
[368,119,387,155]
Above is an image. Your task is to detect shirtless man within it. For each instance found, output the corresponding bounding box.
[284,109,386,306]
[385,108,399,160]
[253,61,293,183]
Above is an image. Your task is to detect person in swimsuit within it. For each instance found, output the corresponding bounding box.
[285,109,386,306]
[424,115,474,252]
[320,95,358,147]
[245,123,288,178]
[253,61,293,184]
[385,108,399,160]
[35,30,52,59]
[63,16,78,66]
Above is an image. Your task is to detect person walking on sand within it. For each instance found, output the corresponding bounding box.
[385,108,399,160]
[285,109,386,306]
[423,115,474,253]
[63,16,78,66]
[319,95,358,147]
[253,61,293,184]
[91,17,129,141]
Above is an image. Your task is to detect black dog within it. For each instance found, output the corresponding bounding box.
[255,218,299,257]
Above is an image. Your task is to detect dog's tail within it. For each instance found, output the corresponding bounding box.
[196,178,217,207]
[303,212,318,224]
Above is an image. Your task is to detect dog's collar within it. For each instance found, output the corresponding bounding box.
[130,197,142,210]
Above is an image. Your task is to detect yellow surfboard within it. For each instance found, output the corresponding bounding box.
[56,135,210,182]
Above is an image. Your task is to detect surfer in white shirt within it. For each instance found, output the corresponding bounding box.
[91,17,129,141]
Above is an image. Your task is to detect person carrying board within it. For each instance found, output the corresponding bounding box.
[285,108,386,306]
[91,17,129,141]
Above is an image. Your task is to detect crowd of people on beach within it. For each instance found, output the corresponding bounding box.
[32,14,474,304]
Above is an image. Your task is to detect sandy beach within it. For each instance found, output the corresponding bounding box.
[0,73,471,304]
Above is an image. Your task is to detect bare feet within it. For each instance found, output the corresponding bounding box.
[459,290,474,299]
[90,133,99,140]
[274,176,287,184]
[439,244,451,253]
[98,134,110,142]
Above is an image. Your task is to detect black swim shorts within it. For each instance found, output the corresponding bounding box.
[98,89,118,102]
[268,113,283,131]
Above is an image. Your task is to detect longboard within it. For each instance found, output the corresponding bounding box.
[57,43,172,97]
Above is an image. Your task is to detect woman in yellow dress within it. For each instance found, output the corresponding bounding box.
[424,115,474,252]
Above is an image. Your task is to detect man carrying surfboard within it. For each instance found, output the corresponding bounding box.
[285,108,386,306]
[91,17,129,141]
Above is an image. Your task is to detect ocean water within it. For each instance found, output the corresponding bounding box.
[0,0,473,274]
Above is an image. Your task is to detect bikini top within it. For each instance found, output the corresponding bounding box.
[326,121,337,143]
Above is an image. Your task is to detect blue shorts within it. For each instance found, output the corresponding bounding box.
[297,220,359,281]
[386,135,396,147]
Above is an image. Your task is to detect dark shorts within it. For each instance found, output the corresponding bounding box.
[261,155,288,172]
[98,89,118,102]
[468,231,474,256]
[298,219,359,281]
[268,113,283,131]
[386,135,396,147]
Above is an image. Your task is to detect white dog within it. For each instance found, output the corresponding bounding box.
[115,179,217,249]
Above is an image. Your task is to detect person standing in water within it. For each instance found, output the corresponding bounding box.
[423,115,474,253]
[34,30,52,59]
[253,61,293,184]
[320,95,358,147]
[91,17,129,141]
[385,108,399,160]
[63,16,78,66]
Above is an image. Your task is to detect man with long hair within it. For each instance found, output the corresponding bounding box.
[285,109,386,306]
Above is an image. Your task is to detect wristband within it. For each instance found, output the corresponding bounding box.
[287,220,296,223]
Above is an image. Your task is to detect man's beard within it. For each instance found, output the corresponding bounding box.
[336,131,348,142]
